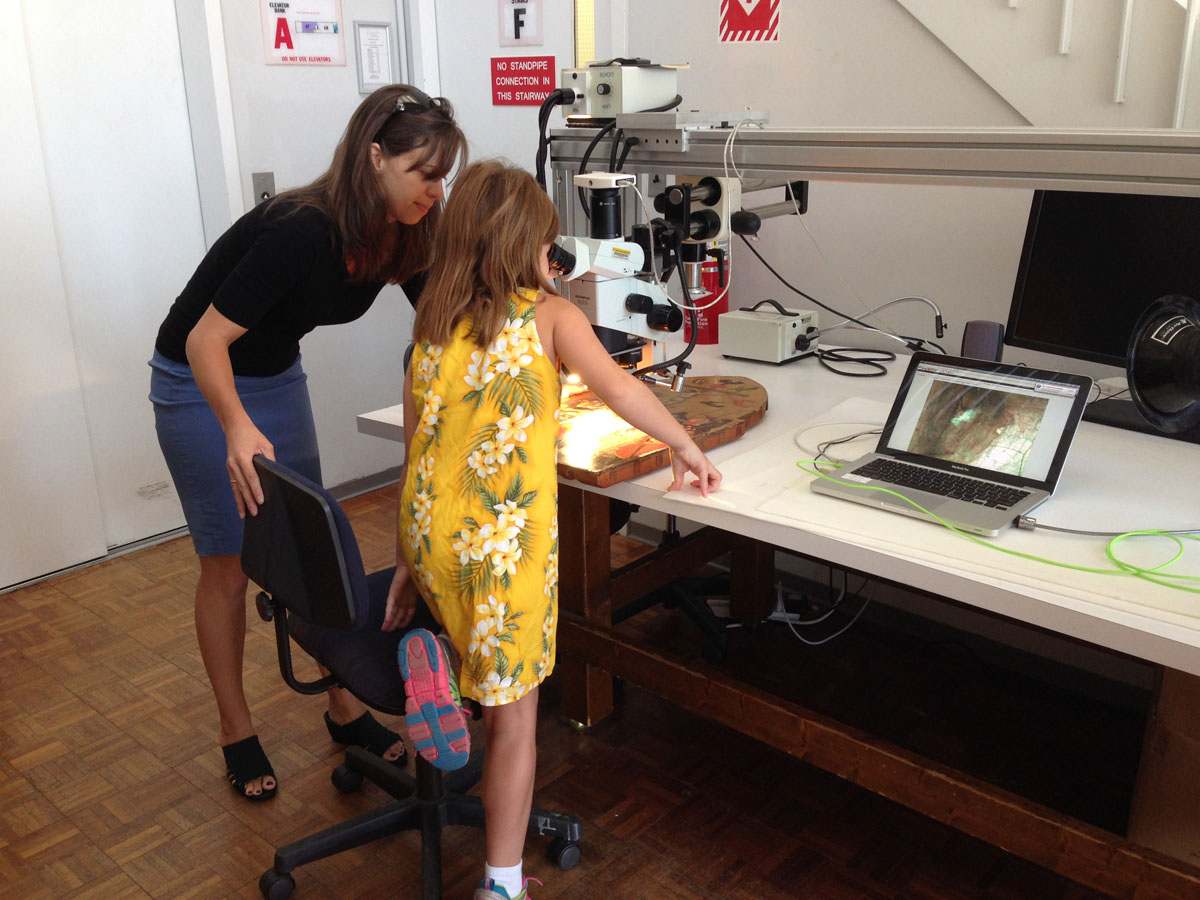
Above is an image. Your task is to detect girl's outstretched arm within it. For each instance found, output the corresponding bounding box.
[540,295,722,496]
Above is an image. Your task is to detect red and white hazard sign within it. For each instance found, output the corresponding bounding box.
[719,0,779,42]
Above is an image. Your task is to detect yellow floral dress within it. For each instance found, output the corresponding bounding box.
[399,289,560,707]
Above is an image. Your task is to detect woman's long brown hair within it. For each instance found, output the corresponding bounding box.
[273,84,467,284]
[413,159,560,348]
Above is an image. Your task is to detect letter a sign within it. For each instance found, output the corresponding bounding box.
[720,0,779,42]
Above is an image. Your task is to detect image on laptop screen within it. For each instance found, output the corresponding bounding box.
[884,361,1082,484]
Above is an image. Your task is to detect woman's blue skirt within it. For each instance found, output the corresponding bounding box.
[149,350,322,556]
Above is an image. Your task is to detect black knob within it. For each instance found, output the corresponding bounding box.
[596,83,611,95]
[731,210,761,236]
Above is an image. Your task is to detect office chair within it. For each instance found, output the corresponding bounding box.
[241,456,582,900]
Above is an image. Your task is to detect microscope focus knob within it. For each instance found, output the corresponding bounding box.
[596,83,611,95]
[625,294,683,333]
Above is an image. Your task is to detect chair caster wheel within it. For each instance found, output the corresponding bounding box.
[548,837,581,870]
[331,763,363,793]
[259,869,295,900]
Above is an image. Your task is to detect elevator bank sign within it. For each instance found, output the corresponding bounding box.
[261,0,346,65]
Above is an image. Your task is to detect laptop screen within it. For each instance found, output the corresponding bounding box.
[879,355,1092,489]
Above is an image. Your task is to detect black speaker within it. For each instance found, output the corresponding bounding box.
[960,320,1004,361]
[1128,294,1200,433]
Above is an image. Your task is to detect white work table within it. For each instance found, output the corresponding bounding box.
[358,344,1200,897]
[358,344,1200,675]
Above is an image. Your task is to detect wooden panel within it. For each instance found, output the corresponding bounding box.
[610,526,735,609]
[557,375,767,486]
[1128,668,1200,866]
[729,536,775,623]
[559,615,1200,900]
[557,484,614,726]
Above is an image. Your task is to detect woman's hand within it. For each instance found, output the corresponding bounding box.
[668,440,723,498]
[382,565,416,631]
[226,421,275,518]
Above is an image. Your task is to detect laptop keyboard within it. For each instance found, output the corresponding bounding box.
[853,459,1031,510]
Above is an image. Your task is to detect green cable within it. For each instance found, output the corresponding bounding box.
[798,461,1200,595]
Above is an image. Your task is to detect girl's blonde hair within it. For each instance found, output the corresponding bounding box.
[413,159,559,348]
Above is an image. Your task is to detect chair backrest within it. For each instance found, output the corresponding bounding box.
[240,456,368,630]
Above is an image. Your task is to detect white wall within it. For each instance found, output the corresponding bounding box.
[592,0,1175,382]
[210,0,421,489]
[428,0,577,170]
[898,0,1193,129]
[591,0,1038,372]
[19,2,210,551]
[0,0,108,587]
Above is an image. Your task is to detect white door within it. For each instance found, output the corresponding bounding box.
[0,0,107,587]
[22,1,208,549]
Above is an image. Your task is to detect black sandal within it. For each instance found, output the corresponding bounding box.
[222,735,277,802]
[324,711,409,766]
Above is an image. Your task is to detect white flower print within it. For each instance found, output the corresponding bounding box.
[453,523,497,566]
[490,321,535,379]
[478,670,528,706]
[415,345,441,385]
[494,500,527,536]
[412,561,434,594]
[405,520,422,552]
[490,540,522,578]
[417,455,435,481]
[480,438,511,468]
[413,488,433,522]
[467,447,499,478]
[419,392,443,435]
[469,595,506,657]
[464,349,496,392]
[543,551,558,598]
[496,406,534,445]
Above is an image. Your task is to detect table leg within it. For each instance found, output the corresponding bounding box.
[1127,667,1200,867]
[557,484,613,727]
[729,536,775,624]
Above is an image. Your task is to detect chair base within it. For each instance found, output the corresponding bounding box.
[259,749,582,900]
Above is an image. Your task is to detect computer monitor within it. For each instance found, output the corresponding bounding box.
[1004,189,1200,442]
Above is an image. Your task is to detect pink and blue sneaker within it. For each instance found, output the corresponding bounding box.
[398,629,470,770]
[473,876,542,899]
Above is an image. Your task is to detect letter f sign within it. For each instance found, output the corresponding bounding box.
[512,7,526,38]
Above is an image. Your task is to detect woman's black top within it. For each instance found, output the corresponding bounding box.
[155,200,423,377]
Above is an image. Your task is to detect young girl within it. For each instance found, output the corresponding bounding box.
[383,159,721,900]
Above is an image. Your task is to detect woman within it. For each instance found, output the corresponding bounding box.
[149,85,467,801]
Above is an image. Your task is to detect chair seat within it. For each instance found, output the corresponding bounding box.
[288,567,438,716]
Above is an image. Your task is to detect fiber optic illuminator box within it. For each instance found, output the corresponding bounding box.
[719,305,819,365]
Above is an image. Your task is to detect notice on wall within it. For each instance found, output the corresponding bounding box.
[719,0,779,42]
[261,0,346,66]
[492,56,555,106]
[498,0,543,47]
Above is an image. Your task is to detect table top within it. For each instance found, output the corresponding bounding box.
[357,345,1200,675]
[557,375,767,487]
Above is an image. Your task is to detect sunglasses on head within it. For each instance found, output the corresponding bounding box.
[373,88,441,142]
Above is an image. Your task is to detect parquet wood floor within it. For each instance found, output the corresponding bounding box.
[1,486,1134,899]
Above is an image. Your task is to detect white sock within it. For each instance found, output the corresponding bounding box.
[485,862,524,897]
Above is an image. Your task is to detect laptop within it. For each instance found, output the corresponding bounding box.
[809,352,1093,536]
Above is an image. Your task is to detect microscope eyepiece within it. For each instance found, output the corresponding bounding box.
[547,241,576,277]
